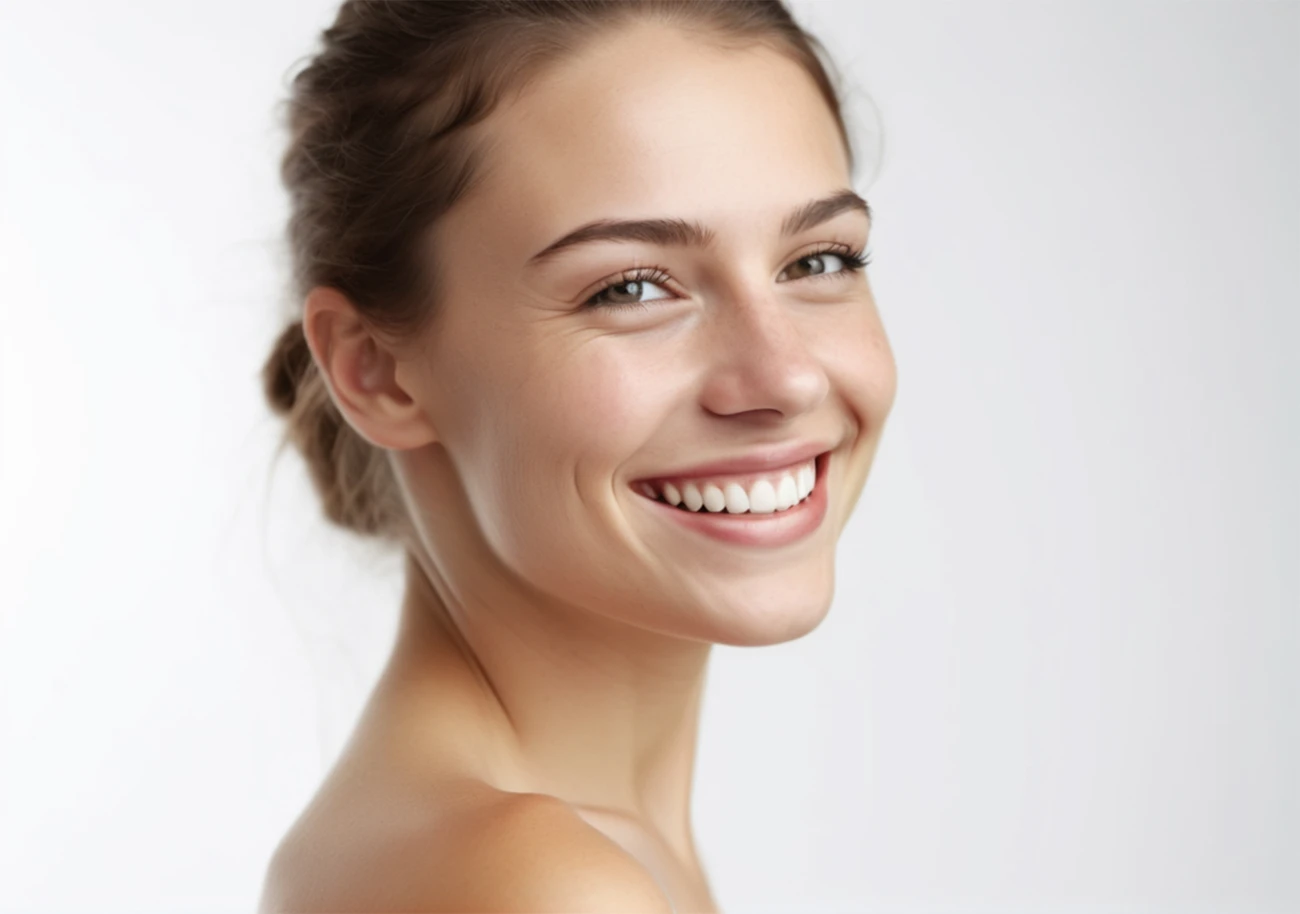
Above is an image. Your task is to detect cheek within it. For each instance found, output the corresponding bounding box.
[823,305,897,420]
[527,341,663,446]
[447,334,672,571]
[504,336,678,473]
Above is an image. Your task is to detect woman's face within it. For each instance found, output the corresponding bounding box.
[396,21,897,646]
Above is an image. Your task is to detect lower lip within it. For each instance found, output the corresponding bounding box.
[635,452,831,548]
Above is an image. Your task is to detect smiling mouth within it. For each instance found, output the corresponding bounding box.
[631,451,829,516]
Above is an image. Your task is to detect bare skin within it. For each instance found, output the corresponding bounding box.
[262,19,897,914]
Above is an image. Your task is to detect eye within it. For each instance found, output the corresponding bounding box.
[584,266,675,310]
[582,244,872,311]
[779,245,872,281]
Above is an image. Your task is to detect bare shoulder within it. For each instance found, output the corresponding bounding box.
[430,791,676,912]
[260,784,675,913]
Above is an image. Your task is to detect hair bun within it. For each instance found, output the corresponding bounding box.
[262,319,312,416]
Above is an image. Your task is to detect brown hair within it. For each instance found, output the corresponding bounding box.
[261,0,863,547]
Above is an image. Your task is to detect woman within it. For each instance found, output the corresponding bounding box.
[258,1,897,911]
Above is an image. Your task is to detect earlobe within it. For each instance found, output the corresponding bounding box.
[301,286,439,452]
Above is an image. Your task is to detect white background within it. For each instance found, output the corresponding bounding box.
[1,1,1295,912]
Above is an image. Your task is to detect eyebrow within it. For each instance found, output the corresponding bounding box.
[525,188,872,267]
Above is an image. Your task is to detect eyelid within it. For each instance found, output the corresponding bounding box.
[581,263,678,305]
[785,240,865,269]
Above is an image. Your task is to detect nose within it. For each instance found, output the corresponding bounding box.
[697,287,830,420]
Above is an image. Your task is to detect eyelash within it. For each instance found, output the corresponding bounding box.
[584,243,873,311]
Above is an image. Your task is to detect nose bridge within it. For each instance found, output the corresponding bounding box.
[699,283,829,418]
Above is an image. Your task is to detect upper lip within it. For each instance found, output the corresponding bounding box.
[632,439,835,482]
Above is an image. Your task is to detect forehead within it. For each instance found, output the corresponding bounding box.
[459,21,851,249]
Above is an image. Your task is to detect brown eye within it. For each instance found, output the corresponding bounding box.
[782,247,870,281]
[589,278,668,308]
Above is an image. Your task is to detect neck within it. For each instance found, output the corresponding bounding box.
[373,549,713,864]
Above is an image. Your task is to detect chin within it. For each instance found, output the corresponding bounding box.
[698,566,837,647]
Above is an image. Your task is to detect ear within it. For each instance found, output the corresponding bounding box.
[301,286,438,451]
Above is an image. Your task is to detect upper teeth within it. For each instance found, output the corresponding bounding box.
[637,459,817,514]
